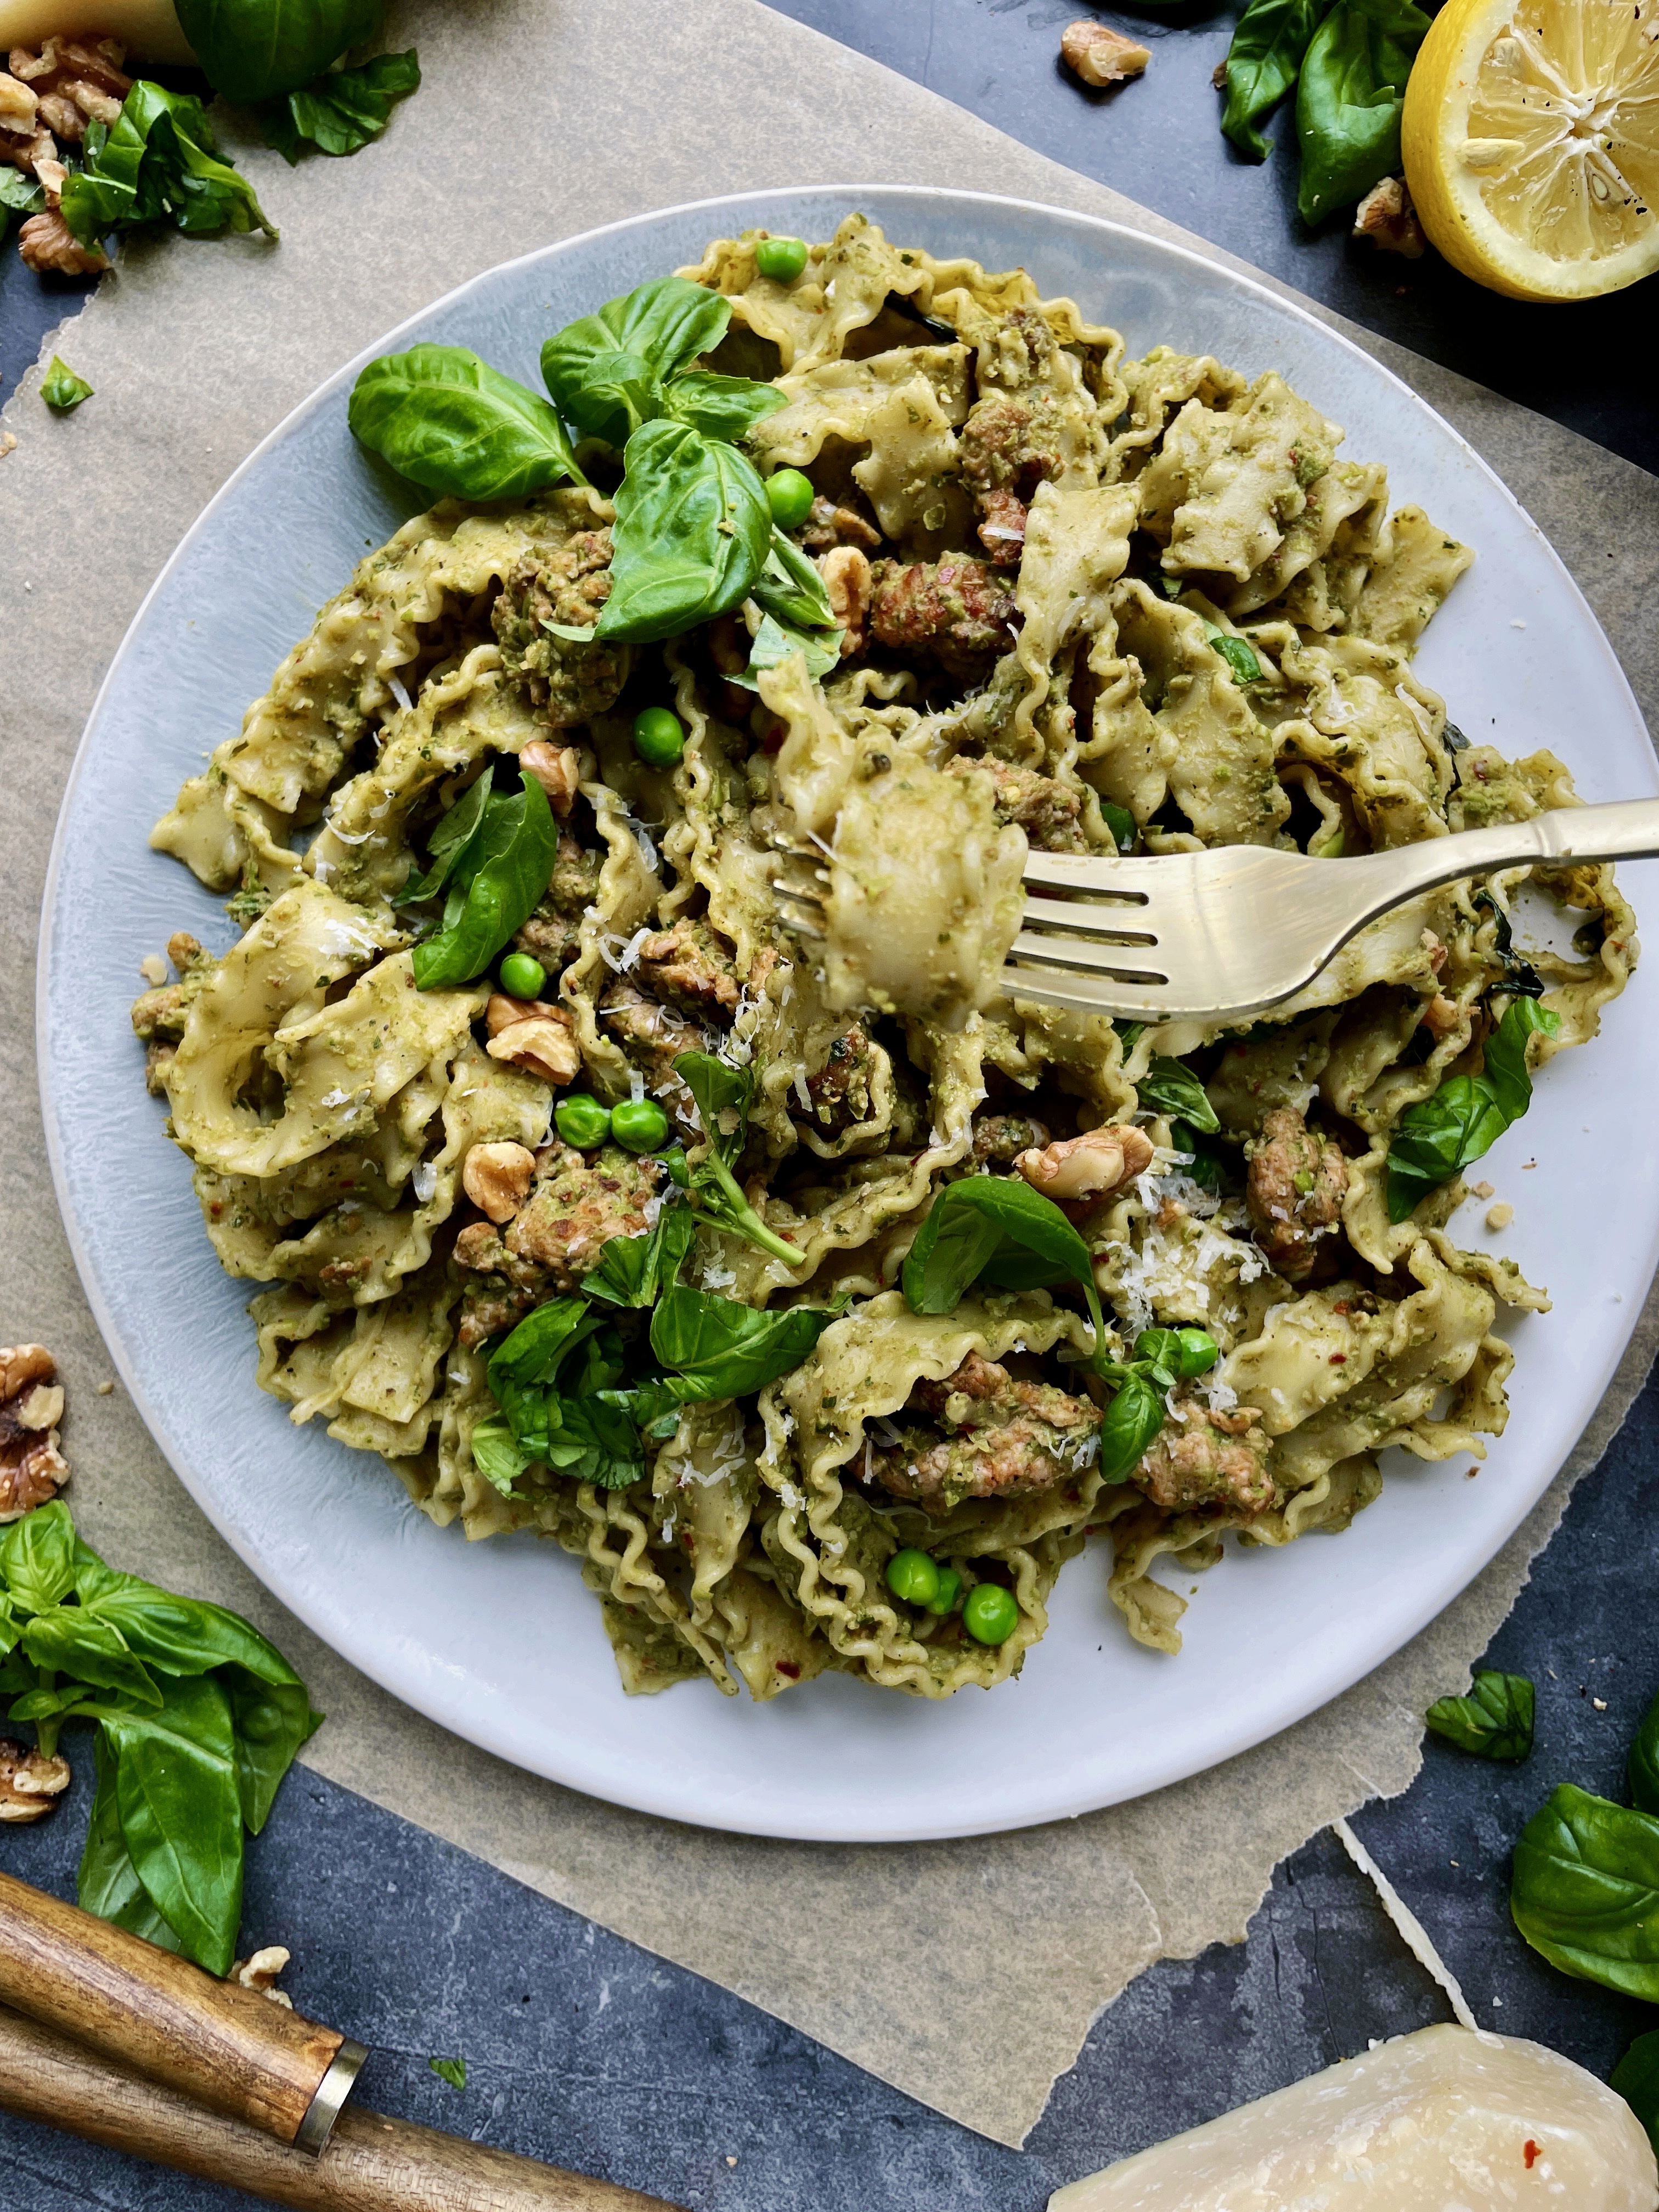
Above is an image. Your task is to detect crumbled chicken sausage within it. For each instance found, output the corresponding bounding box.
[1245,1105,1348,1278]
[600,982,705,1103]
[492,535,629,727]
[0,1737,72,1822]
[870,1351,1099,1511]
[632,918,742,1018]
[804,1026,876,1132]
[1015,1122,1155,1204]
[498,1142,666,1290]
[868,555,1020,676]
[946,754,1086,851]
[969,1112,1051,1168]
[1,1344,69,1522]
[1133,1397,1276,1515]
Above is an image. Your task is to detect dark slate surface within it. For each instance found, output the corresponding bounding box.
[7,1364,1659,2207]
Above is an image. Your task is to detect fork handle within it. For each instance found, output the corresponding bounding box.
[1337,796,1659,919]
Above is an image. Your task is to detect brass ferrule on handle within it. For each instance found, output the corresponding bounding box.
[0,1870,362,2152]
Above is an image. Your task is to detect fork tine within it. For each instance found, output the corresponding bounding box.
[1007,935,1170,983]
[1018,895,1159,947]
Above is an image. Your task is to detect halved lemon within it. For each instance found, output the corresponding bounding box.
[1402,0,1659,301]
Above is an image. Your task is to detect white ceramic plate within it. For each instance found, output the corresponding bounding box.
[41,187,1659,1842]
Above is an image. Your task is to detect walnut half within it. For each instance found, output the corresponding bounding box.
[1060,20,1151,86]
[1,1344,68,1523]
[0,1737,71,1823]
[230,1945,295,2008]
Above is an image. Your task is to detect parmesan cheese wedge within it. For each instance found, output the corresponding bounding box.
[0,0,194,61]
[1050,2026,1658,2211]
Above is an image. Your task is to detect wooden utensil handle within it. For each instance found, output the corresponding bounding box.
[0,2004,683,2212]
[0,1870,347,2143]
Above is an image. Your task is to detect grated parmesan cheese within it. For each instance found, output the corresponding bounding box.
[411,1162,437,1204]
[1332,1817,1478,2031]
[388,673,414,714]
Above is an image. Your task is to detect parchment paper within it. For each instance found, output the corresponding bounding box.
[3,0,1656,2149]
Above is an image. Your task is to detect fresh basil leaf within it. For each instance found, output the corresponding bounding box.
[582,1203,697,1308]
[78,1735,185,1955]
[728,611,843,691]
[1131,1325,1218,1387]
[40,357,94,411]
[470,1414,536,1496]
[430,2055,467,2090]
[1221,0,1324,160]
[172,0,382,104]
[96,1674,246,1976]
[1511,1782,1659,1998]
[488,1297,599,1395]
[71,1540,311,1695]
[665,370,788,443]
[1295,0,1431,225]
[21,1611,161,1705]
[60,82,277,247]
[259,47,420,164]
[400,762,496,902]
[348,346,582,501]
[1425,1670,1534,1762]
[902,1176,1104,1342]
[540,275,733,443]
[411,771,560,988]
[651,1286,837,1400]
[1098,1373,1165,1483]
[1612,2030,1659,2159]
[675,1051,752,1165]
[1386,997,1560,1220]
[1205,626,1262,685]
[0,1499,78,1613]
[541,1391,655,1489]
[1100,803,1136,854]
[1629,1686,1659,1818]
[1472,887,1546,998]
[753,528,837,631]
[220,1666,321,1833]
[0,167,45,219]
[1136,1056,1221,1137]
[596,420,771,645]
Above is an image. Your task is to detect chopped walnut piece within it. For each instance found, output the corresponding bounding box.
[462,1140,538,1223]
[799,496,881,552]
[0,70,38,131]
[1015,1123,1154,1204]
[819,545,872,658]
[139,952,168,985]
[1060,20,1150,86]
[518,740,583,817]
[231,1946,294,2008]
[1353,176,1426,259]
[0,1738,72,1823]
[19,206,108,275]
[484,995,581,1085]
[1,1345,68,1523]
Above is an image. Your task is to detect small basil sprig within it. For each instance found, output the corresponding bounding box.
[1295,0,1431,225]
[1612,2032,1659,2159]
[60,83,277,248]
[583,1202,698,1310]
[540,275,786,448]
[1510,1783,1659,2000]
[674,1052,807,1268]
[348,346,585,502]
[1386,996,1560,1222]
[1091,1327,1221,1483]
[474,1302,679,1494]
[650,1285,840,1400]
[1136,1057,1220,1135]
[728,530,844,686]
[173,0,382,104]
[410,769,560,989]
[1221,0,1324,160]
[1425,1670,1535,1762]
[0,1501,320,1977]
[903,1176,1105,1336]
[596,420,772,644]
[258,47,421,163]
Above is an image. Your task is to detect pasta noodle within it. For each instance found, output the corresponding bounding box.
[134,216,1636,1699]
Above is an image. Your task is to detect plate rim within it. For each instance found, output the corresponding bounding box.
[39,182,1658,1842]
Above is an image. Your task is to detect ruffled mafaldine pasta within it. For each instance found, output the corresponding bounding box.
[135,217,1635,1700]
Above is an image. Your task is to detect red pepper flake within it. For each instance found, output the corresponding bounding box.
[776,1660,800,1680]
[1328,1352,1347,1365]
[1523,2140,1539,2169]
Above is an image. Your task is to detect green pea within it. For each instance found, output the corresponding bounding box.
[926,1564,963,1616]
[766,468,816,531]
[555,1093,612,1149]
[632,707,685,770]
[885,1548,940,1607]
[611,1096,671,1153]
[962,1583,1019,1646]
[1171,1326,1220,1380]
[498,951,547,1001]
[755,235,808,283]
